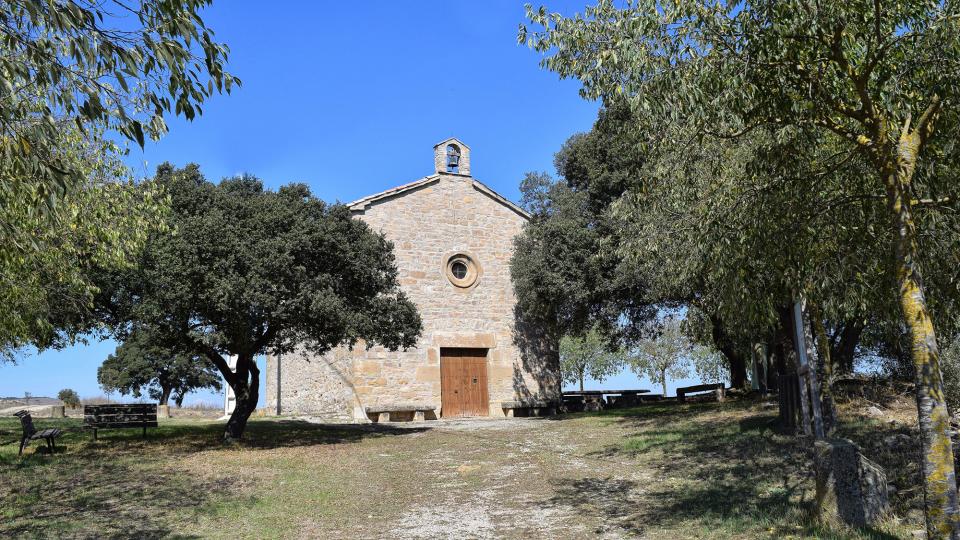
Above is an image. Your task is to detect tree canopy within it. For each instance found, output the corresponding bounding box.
[522,1,960,532]
[1,0,238,359]
[559,328,626,392]
[0,128,167,360]
[1,0,239,206]
[630,316,691,398]
[98,327,222,407]
[99,164,422,439]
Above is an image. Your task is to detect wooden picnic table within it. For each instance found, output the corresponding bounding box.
[562,389,653,411]
[562,389,651,396]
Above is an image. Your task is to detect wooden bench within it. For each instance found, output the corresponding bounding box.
[84,404,158,440]
[676,383,726,403]
[15,410,63,456]
[562,394,587,412]
[500,399,556,418]
[365,404,435,423]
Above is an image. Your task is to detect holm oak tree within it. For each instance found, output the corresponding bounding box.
[100,164,422,440]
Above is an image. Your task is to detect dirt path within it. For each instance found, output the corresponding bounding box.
[279,414,716,539]
[2,402,917,539]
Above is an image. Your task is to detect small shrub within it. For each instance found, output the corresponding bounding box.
[57,388,81,408]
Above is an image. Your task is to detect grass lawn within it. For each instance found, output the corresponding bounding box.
[0,400,919,539]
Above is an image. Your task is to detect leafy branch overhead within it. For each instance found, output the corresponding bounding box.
[0,0,240,212]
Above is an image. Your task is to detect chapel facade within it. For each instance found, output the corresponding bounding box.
[264,138,560,421]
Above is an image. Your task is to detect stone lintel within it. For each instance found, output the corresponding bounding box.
[433,333,497,349]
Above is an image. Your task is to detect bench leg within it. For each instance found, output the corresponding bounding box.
[93,429,97,441]
[143,425,147,438]
[505,408,514,418]
[413,410,425,422]
[18,437,26,456]
[377,412,390,423]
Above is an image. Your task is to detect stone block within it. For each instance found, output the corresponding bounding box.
[814,438,889,527]
[49,405,65,418]
[415,365,440,382]
[357,361,381,376]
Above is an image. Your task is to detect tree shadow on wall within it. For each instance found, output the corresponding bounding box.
[511,305,561,402]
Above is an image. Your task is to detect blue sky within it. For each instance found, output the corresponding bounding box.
[1,1,706,405]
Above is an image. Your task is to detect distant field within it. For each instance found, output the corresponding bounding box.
[0,399,917,539]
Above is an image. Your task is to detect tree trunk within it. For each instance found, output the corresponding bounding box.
[831,321,863,375]
[808,304,836,433]
[727,353,747,390]
[224,354,260,441]
[159,386,172,406]
[661,368,667,398]
[766,337,781,391]
[711,315,747,389]
[884,124,959,538]
[579,375,584,393]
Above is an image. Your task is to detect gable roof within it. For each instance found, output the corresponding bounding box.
[433,137,470,150]
[347,174,530,220]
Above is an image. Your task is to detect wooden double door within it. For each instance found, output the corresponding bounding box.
[440,348,489,418]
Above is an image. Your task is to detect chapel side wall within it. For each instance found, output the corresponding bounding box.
[265,347,356,421]
[349,174,558,417]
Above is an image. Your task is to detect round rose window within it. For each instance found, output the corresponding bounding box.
[444,254,480,288]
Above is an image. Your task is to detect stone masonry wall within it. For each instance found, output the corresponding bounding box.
[265,172,559,420]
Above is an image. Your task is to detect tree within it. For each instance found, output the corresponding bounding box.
[1,0,238,359]
[512,103,760,387]
[1,0,238,214]
[690,345,727,387]
[631,317,691,398]
[560,328,625,391]
[57,388,80,408]
[523,3,960,532]
[98,328,221,407]
[1,129,167,360]
[511,154,656,358]
[100,164,422,440]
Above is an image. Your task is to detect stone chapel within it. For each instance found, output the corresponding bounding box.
[264,138,560,422]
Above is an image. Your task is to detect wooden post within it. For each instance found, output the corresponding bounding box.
[793,300,825,439]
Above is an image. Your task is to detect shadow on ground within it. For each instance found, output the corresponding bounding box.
[2,451,235,538]
[543,401,908,539]
[0,418,429,538]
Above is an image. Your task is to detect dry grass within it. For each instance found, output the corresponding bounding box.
[0,399,920,539]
